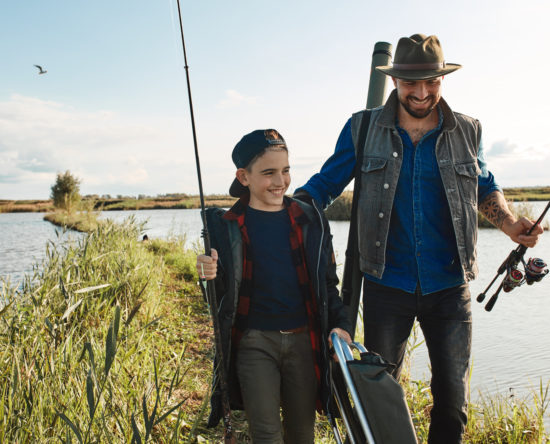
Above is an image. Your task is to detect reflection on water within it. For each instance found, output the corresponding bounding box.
[1,203,549,405]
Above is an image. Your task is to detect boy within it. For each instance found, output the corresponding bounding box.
[196,129,351,443]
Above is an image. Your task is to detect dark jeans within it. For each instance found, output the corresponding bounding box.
[363,280,472,444]
[236,329,317,444]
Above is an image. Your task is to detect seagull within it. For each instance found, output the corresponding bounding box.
[34,65,47,74]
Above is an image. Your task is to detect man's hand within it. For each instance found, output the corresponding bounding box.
[293,189,314,205]
[479,191,544,248]
[196,248,218,280]
[501,217,544,248]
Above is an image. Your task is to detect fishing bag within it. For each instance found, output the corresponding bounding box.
[330,335,418,444]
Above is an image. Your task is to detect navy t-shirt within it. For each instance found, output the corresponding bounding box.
[245,206,308,330]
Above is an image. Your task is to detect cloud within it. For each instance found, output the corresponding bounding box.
[0,94,188,199]
[488,139,518,158]
[216,89,259,109]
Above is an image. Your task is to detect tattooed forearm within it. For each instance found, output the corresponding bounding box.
[478,191,514,229]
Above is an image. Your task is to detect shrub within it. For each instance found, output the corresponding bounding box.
[50,170,81,212]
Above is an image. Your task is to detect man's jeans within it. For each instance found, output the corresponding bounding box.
[363,280,472,444]
[236,329,317,444]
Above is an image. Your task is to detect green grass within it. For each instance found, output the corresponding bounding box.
[43,210,102,233]
[1,218,548,442]
[2,187,548,214]
[0,217,213,442]
[503,187,550,202]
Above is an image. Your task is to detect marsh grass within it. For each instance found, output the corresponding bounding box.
[504,187,550,202]
[1,217,548,442]
[43,200,103,233]
[0,217,215,442]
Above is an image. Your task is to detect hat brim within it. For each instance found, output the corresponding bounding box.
[376,63,461,80]
[229,178,248,198]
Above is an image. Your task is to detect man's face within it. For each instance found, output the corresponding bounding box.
[393,77,442,119]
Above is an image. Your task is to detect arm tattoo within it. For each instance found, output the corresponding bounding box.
[478,192,511,229]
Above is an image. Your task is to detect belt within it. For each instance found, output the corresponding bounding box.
[280,325,308,335]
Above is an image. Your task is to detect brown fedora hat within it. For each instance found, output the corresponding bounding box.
[376,34,461,80]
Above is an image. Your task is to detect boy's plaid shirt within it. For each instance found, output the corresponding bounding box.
[223,194,322,407]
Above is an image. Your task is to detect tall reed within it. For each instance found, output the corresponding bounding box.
[0,217,210,442]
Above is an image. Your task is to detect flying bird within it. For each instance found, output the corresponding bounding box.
[34,65,47,74]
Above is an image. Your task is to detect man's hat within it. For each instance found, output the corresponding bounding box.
[229,129,286,197]
[376,34,461,80]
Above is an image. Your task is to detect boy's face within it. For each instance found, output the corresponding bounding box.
[236,148,290,211]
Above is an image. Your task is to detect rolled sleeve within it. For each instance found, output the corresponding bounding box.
[295,119,357,209]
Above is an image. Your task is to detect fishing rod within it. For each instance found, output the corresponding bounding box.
[175,2,236,442]
[341,41,392,339]
[477,201,549,311]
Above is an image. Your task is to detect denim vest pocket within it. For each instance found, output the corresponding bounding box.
[453,161,480,205]
[360,157,388,199]
[358,157,389,271]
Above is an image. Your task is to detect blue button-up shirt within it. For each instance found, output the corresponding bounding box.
[298,106,501,294]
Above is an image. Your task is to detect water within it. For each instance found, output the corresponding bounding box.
[2,203,549,406]
[0,212,82,286]
[97,208,204,247]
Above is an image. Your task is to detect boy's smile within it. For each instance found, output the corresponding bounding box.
[236,148,290,211]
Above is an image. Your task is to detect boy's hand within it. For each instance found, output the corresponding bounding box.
[196,248,218,280]
[328,328,352,362]
[328,328,352,347]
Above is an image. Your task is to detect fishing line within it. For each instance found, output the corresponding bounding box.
[167,0,182,65]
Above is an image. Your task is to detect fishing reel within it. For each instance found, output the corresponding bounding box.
[524,257,549,285]
[477,254,548,311]
[477,201,549,312]
[500,257,548,292]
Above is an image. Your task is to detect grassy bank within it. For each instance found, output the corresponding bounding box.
[43,211,102,233]
[0,199,55,213]
[0,195,237,214]
[1,218,548,442]
[0,217,214,442]
[1,187,549,214]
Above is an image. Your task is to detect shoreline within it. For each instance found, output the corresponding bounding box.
[1,187,549,214]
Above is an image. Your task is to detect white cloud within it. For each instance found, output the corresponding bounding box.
[488,139,518,158]
[216,89,259,109]
[0,94,192,199]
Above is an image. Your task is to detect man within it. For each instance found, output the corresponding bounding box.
[296,34,543,443]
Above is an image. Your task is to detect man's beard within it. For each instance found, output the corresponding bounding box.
[399,94,439,119]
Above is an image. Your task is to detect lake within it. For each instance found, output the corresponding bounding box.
[1,203,549,407]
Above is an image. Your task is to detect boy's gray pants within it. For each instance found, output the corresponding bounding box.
[236,328,318,444]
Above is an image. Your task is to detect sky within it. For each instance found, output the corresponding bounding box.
[1,0,549,200]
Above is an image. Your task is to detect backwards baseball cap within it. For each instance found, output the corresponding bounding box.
[229,129,287,197]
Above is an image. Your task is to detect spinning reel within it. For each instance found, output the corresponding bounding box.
[477,202,550,312]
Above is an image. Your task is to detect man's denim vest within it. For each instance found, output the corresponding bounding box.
[351,89,481,282]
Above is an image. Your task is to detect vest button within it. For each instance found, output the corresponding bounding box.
[378,212,384,218]
[383,183,389,189]
[375,241,381,247]
[393,152,398,157]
